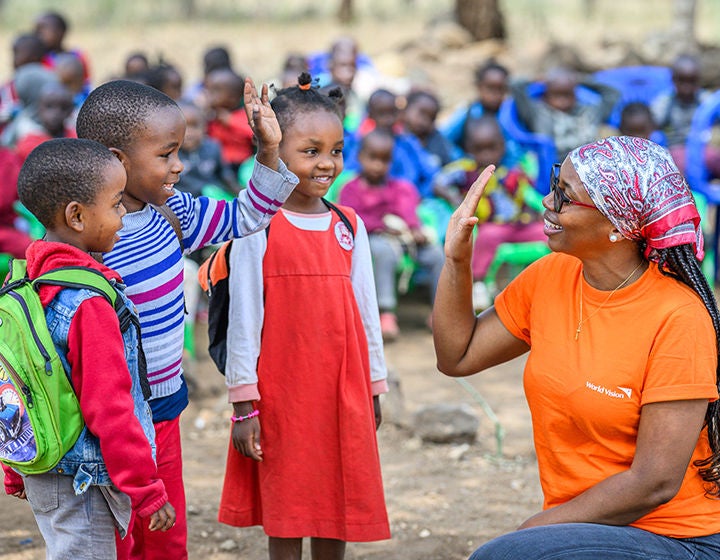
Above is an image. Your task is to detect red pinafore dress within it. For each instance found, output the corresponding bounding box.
[218,207,390,541]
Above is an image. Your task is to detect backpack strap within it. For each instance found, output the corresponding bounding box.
[264,199,356,240]
[32,267,117,307]
[198,240,233,295]
[150,203,184,252]
[322,198,355,238]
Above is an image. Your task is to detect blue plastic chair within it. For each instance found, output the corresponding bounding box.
[498,97,556,195]
[593,66,673,129]
[685,89,720,282]
[499,82,604,195]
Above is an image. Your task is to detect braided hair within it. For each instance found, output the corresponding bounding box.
[270,72,343,134]
[655,243,720,496]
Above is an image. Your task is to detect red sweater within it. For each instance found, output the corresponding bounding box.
[2,241,167,518]
[206,108,254,165]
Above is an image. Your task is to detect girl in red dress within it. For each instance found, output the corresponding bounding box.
[217,73,390,560]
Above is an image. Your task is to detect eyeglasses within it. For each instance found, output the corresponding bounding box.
[551,164,597,212]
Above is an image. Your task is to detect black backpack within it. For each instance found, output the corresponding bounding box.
[197,199,355,374]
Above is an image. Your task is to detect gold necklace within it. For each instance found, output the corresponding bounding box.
[574,262,645,341]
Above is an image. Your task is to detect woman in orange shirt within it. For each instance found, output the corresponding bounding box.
[433,136,720,559]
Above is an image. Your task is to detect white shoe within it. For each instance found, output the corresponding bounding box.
[472,281,492,311]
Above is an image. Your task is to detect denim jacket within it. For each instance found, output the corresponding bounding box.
[44,280,155,495]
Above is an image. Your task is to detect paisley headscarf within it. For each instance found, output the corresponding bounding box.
[569,136,703,262]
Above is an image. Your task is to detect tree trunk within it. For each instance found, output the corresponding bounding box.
[455,0,506,41]
[672,0,697,41]
[338,0,354,24]
[667,0,698,54]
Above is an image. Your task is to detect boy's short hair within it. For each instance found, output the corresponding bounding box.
[474,60,509,84]
[359,128,395,152]
[38,11,68,33]
[76,79,178,151]
[18,138,118,228]
[405,90,440,112]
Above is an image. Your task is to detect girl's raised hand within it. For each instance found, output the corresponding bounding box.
[444,165,495,263]
[244,78,281,149]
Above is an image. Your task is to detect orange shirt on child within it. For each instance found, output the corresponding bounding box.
[495,252,720,538]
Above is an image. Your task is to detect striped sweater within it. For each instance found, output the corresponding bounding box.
[103,159,297,412]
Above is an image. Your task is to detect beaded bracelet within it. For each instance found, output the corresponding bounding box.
[231,410,260,423]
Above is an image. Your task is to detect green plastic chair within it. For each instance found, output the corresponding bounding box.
[201,184,235,201]
[13,201,45,240]
[484,241,551,296]
[0,252,11,283]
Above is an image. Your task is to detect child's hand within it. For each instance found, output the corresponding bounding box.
[444,165,495,263]
[232,417,263,462]
[12,489,26,500]
[244,78,281,150]
[411,228,428,246]
[148,502,176,532]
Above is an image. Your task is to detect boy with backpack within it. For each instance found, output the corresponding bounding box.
[1,138,174,558]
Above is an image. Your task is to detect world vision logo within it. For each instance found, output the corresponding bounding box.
[585,381,632,399]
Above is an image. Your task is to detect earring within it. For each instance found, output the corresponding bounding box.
[609,233,619,243]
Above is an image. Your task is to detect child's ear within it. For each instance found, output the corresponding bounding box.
[109,147,129,170]
[64,201,85,232]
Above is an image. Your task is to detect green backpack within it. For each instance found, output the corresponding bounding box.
[0,260,120,475]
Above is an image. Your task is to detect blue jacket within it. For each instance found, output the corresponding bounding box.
[45,282,155,495]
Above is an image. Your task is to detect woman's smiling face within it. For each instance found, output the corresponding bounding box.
[543,158,614,258]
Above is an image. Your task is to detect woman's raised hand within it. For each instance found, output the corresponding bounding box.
[444,165,495,262]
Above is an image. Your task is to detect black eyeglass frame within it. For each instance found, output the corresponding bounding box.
[550,163,597,212]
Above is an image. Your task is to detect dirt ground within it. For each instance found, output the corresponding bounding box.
[0,295,540,560]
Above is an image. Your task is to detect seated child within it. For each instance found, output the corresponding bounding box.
[54,52,88,112]
[147,62,184,102]
[340,129,445,340]
[351,89,440,198]
[278,52,309,89]
[124,51,150,77]
[401,89,455,169]
[358,88,399,136]
[442,59,510,157]
[618,102,656,140]
[176,101,238,198]
[0,63,59,148]
[34,11,91,94]
[651,54,719,176]
[185,46,233,110]
[432,115,545,309]
[1,34,46,133]
[3,137,174,557]
[15,82,76,161]
[512,66,620,160]
[205,68,255,175]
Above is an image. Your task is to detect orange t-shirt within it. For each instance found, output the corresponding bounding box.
[495,252,720,538]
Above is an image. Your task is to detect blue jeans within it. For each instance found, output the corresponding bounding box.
[469,523,720,560]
